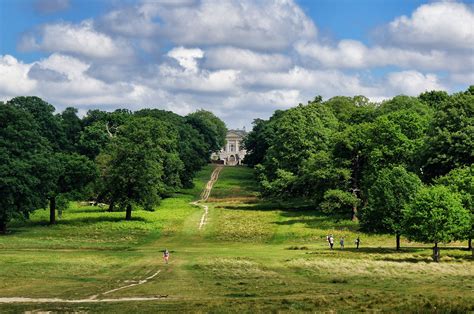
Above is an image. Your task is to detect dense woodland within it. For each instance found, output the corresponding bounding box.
[0,96,226,232]
[244,87,473,254]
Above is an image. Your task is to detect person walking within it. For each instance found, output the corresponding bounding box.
[329,235,334,250]
[355,236,360,249]
[163,249,170,264]
[340,237,345,249]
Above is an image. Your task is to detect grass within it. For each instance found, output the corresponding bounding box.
[0,164,473,313]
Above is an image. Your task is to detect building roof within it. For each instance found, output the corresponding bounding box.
[227,129,247,138]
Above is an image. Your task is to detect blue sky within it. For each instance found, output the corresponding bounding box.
[0,0,473,128]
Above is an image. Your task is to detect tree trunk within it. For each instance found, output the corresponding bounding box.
[0,219,6,234]
[350,154,361,222]
[351,203,358,221]
[433,242,440,262]
[468,238,472,250]
[49,196,56,225]
[107,200,115,212]
[396,233,401,251]
[125,204,132,221]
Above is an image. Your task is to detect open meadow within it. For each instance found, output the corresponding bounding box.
[0,165,473,313]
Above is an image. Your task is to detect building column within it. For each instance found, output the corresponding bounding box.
[236,141,239,152]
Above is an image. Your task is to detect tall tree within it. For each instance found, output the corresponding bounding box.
[48,153,97,224]
[186,110,227,154]
[435,165,474,250]
[104,117,173,220]
[421,92,474,180]
[60,107,83,152]
[0,104,51,233]
[403,185,470,261]
[361,166,423,250]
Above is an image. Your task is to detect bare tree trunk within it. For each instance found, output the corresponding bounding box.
[0,219,6,234]
[49,196,56,225]
[396,233,401,251]
[468,238,472,250]
[125,204,132,221]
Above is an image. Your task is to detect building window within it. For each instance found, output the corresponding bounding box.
[230,144,234,152]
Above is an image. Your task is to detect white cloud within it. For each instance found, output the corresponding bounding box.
[204,47,292,71]
[0,55,37,97]
[3,0,474,129]
[382,1,474,50]
[19,21,134,59]
[295,40,473,72]
[167,47,204,72]
[103,0,317,51]
[386,71,446,96]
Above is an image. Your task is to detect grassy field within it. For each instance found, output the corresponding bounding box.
[0,165,473,313]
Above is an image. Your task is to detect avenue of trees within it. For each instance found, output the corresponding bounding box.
[244,87,473,254]
[0,96,226,232]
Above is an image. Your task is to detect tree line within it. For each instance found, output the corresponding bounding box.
[0,96,226,233]
[243,87,473,256]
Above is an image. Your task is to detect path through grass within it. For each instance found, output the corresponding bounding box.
[0,165,472,313]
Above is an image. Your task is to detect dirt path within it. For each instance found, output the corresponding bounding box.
[0,270,166,304]
[0,167,223,305]
[191,166,222,230]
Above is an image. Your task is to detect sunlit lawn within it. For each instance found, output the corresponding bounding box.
[0,165,472,313]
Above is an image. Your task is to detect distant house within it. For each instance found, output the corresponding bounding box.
[211,129,247,166]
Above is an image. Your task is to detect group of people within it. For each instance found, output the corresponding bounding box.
[326,235,360,250]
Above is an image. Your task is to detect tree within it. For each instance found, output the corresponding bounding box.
[105,117,172,220]
[403,185,470,261]
[435,165,474,249]
[47,153,97,224]
[185,110,227,154]
[360,166,422,250]
[243,118,273,167]
[421,92,474,180]
[0,104,51,233]
[7,96,67,151]
[60,107,83,152]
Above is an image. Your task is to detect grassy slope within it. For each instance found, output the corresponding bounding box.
[0,165,473,313]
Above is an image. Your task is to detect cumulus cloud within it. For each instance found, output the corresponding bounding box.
[379,1,474,51]
[19,21,134,60]
[2,1,473,129]
[204,47,292,71]
[295,40,473,72]
[102,0,317,51]
[167,47,204,72]
[0,55,37,97]
[386,71,446,96]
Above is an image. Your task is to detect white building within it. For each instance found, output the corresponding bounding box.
[211,129,247,166]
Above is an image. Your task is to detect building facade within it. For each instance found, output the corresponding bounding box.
[211,129,247,166]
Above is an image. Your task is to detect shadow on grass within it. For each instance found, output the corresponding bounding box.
[70,208,112,214]
[9,215,147,229]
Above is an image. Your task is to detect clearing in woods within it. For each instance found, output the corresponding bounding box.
[0,165,472,313]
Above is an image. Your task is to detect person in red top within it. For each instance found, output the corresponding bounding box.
[163,249,170,264]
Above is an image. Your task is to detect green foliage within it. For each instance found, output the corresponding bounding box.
[0,103,52,231]
[7,96,67,150]
[104,117,181,217]
[59,107,83,152]
[321,189,359,218]
[361,166,422,237]
[422,92,474,180]
[435,165,474,240]
[403,185,470,244]
[186,109,227,154]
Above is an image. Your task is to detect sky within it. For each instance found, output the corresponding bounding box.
[0,0,473,129]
